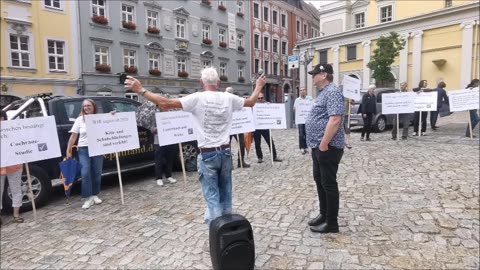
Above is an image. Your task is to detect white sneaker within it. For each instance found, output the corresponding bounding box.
[166,177,177,184]
[82,197,94,209]
[156,179,164,186]
[92,195,102,204]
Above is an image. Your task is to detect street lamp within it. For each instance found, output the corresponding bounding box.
[293,44,315,97]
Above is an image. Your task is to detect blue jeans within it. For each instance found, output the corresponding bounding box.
[466,109,479,136]
[78,147,104,198]
[197,149,233,224]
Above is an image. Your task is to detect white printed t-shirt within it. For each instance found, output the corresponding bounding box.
[69,116,88,147]
[180,91,244,148]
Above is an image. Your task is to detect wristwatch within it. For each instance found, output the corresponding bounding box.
[140,88,147,96]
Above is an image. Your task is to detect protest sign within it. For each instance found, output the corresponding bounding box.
[382,92,416,114]
[448,88,479,112]
[414,92,438,111]
[254,103,287,129]
[1,116,61,167]
[342,76,361,101]
[230,108,255,135]
[155,111,198,146]
[85,112,140,157]
[294,99,313,124]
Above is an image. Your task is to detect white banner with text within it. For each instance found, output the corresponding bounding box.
[382,92,416,114]
[414,92,438,112]
[230,108,255,135]
[294,99,313,124]
[448,88,480,112]
[155,111,198,146]
[254,103,287,129]
[342,76,362,101]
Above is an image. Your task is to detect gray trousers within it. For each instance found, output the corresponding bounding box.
[392,114,410,138]
[1,170,23,209]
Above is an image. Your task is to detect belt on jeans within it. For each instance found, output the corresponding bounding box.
[199,144,230,153]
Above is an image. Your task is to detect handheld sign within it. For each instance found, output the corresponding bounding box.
[342,76,361,101]
[295,99,313,124]
[254,103,287,129]
[85,112,140,157]
[230,108,255,135]
[382,92,416,114]
[414,92,438,112]
[155,111,198,146]
[448,88,479,112]
[1,116,61,167]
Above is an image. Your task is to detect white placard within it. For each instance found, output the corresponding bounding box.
[382,92,416,114]
[228,12,237,49]
[342,76,361,101]
[253,103,287,130]
[295,99,313,124]
[288,55,299,69]
[414,92,438,112]
[230,108,255,135]
[448,88,480,112]
[155,111,198,146]
[85,112,140,157]
[0,116,61,167]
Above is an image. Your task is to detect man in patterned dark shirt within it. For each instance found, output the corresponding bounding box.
[305,64,345,233]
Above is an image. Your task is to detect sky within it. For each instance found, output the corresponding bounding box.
[305,0,338,9]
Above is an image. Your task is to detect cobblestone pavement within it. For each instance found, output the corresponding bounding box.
[1,112,479,269]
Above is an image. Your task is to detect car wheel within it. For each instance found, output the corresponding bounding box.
[375,116,387,132]
[182,143,197,161]
[2,165,52,212]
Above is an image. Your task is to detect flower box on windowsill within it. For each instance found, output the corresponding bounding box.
[124,65,138,74]
[220,75,228,82]
[92,15,108,25]
[149,69,161,76]
[201,0,211,6]
[147,26,160,34]
[95,64,111,73]
[203,38,212,45]
[122,21,137,30]
[237,46,244,52]
[219,41,227,48]
[238,77,245,83]
[178,71,189,78]
[237,12,244,18]
[218,5,226,11]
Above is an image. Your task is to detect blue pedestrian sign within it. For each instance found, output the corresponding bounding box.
[288,55,299,70]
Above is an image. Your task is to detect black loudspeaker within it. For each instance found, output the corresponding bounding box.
[209,214,255,270]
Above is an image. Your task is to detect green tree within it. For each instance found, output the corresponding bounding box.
[367,32,405,87]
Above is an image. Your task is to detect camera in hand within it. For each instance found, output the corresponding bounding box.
[119,73,128,85]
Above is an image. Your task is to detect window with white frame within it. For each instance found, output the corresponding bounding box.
[94,45,109,65]
[121,4,134,23]
[47,40,65,71]
[355,12,365,28]
[263,6,269,22]
[312,28,318,37]
[123,49,136,67]
[238,65,244,78]
[380,5,392,23]
[254,59,259,73]
[177,57,187,72]
[92,0,106,17]
[202,60,211,69]
[281,41,287,55]
[303,23,308,36]
[125,93,139,101]
[254,34,260,49]
[148,52,160,70]
[237,34,243,47]
[263,36,269,51]
[273,62,278,76]
[272,39,278,53]
[281,14,286,28]
[219,29,226,42]
[263,60,269,74]
[296,20,300,33]
[44,0,61,9]
[10,34,31,68]
[236,1,243,13]
[147,10,159,28]
[253,3,259,18]
[218,0,226,7]
[272,10,278,25]
[176,18,186,39]
[346,44,357,60]
[219,62,227,76]
[202,24,211,40]
[319,49,328,64]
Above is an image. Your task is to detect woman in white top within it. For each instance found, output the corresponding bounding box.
[66,99,104,209]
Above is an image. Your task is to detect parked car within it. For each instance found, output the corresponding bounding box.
[1,93,197,210]
[349,88,413,132]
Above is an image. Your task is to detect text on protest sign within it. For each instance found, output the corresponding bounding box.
[230,108,255,135]
[295,99,313,124]
[155,111,198,146]
[85,112,140,157]
[254,103,287,130]
[381,92,416,114]
[342,76,361,101]
[448,88,480,112]
[414,92,438,112]
[1,116,61,167]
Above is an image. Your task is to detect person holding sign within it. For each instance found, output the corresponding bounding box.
[465,79,479,138]
[66,99,104,209]
[305,64,345,234]
[0,110,25,224]
[360,85,377,141]
[293,87,313,154]
[430,81,449,131]
[413,80,429,136]
[125,67,266,225]
[253,93,283,163]
[391,82,411,140]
